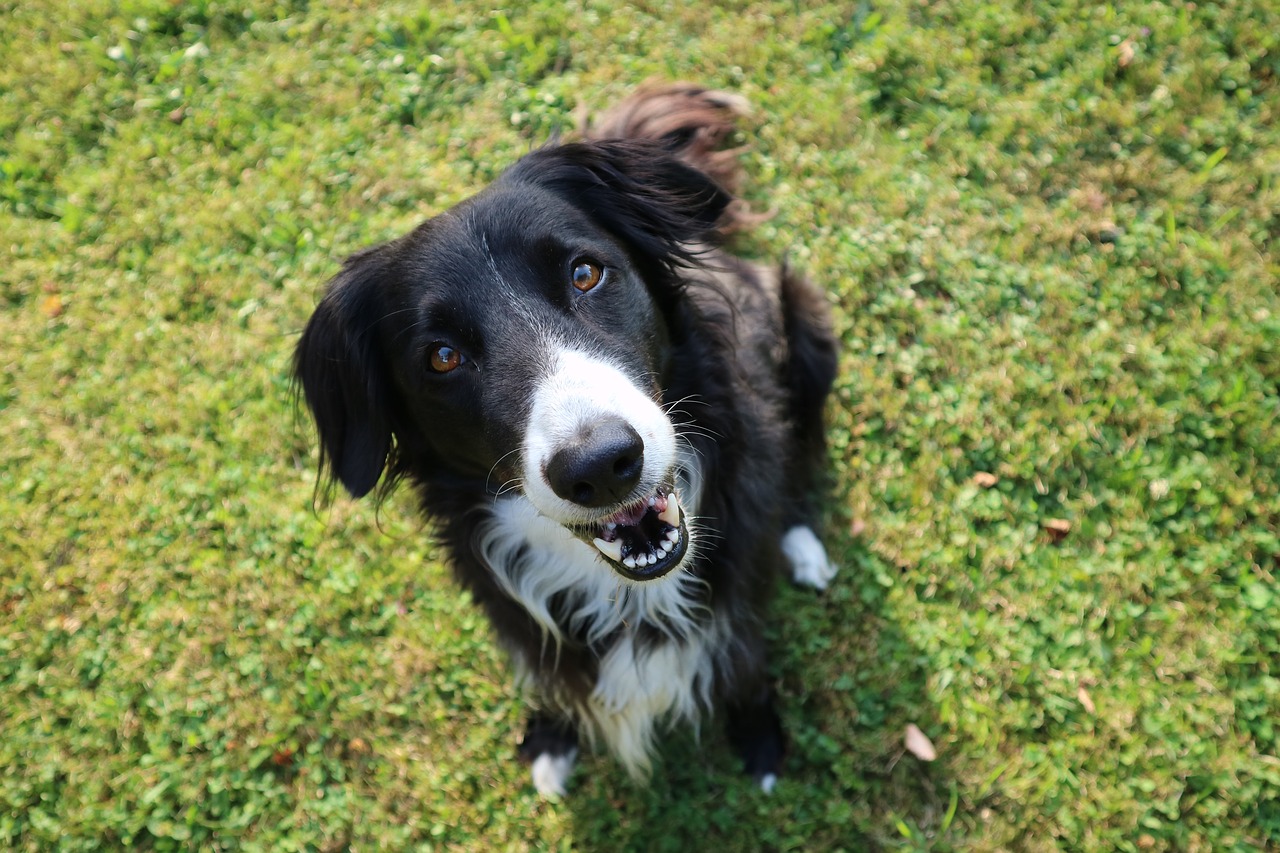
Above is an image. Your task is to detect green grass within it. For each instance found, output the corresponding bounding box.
[3,0,1278,849]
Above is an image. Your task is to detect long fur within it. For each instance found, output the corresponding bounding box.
[582,82,759,230]
[294,84,838,793]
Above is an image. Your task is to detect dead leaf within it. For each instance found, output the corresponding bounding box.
[40,294,64,318]
[972,472,998,488]
[904,724,937,761]
[1117,38,1136,69]
[849,518,867,538]
[1043,518,1072,543]
[1077,685,1096,715]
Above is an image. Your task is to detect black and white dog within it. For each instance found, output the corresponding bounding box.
[294,84,838,795]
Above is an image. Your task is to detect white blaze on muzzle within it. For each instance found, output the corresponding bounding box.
[522,349,679,528]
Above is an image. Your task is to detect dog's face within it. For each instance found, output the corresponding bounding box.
[296,141,729,581]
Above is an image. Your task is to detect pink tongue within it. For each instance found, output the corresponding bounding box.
[608,492,667,527]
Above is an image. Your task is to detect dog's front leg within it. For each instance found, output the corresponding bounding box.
[518,711,579,798]
[725,685,786,793]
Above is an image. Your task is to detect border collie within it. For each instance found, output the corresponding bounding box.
[294,83,838,796]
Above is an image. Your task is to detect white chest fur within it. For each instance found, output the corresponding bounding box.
[476,495,720,776]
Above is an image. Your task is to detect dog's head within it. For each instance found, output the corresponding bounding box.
[295,140,729,581]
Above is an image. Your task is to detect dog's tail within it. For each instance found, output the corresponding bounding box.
[582,83,759,232]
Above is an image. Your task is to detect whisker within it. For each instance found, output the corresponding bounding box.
[485,447,524,493]
[673,420,722,440]
[662,393,710,415]
[494,478,525,497]
[686,517,723,543]
[675,424,716,440]
[675,436,710,465]
[670,412,721,432]
[357,306,426,347]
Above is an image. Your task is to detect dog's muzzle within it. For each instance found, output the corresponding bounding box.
[541,417,690,580]
[523,350,689,580]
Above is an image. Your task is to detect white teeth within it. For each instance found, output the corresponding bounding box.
[600,494,687,574]
[658,493,681,528]
[593,537,623,562]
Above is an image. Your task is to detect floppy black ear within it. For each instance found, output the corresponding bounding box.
[503,140,732,272]
[293,247,395,499]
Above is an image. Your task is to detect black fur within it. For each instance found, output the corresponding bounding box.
[294,88,837,789]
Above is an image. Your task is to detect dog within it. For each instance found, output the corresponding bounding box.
[294,83,839,796]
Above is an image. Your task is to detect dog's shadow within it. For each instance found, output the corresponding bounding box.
[556,532,953,852]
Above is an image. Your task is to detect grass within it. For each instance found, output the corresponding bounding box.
[2,0,1278,849]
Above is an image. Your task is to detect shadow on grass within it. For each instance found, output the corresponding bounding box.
[558,532,953,852]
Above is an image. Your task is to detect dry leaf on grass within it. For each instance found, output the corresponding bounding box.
[1117,38,1137,69]
[972,471,998,488]
[1077,685,1096,715]
[904,724,937,761]
[1043,518,1072,543]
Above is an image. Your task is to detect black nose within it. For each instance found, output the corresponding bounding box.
[545,419,644,508]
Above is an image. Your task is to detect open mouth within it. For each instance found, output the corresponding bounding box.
[581,484,689,581]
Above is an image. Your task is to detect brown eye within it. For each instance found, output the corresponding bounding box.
[428,342,464,374]
[571,259,604,292]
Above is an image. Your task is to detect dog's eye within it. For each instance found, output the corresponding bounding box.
[427,342,465,374]
[571,259,604,293]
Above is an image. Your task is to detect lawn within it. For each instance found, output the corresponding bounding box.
[2,0,1278,849]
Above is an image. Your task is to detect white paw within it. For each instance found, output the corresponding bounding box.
[759,773,778,794]
[531,749,577,798]
[782,525,837,590]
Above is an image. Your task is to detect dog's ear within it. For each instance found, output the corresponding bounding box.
[293,247,396,499]
[505,140,732,271]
